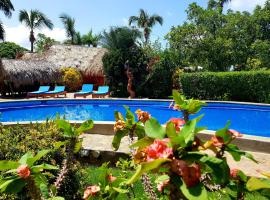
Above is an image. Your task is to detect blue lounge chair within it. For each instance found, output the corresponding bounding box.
[74,84,94,98]
[92,86,109,98]
[27,86,50,98]
[42,86,67,98]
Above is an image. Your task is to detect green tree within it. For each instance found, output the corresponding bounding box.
[35,33,57,52]
[82,30,101,47]
[128,9,163,44]
[0,42,27,59]
[0,0,14,40]
[19,9,53,53]
[75,31,82,45]
[60,14,76,44]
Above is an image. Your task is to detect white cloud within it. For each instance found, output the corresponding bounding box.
[227,0,266,11]
[4,24,66,49]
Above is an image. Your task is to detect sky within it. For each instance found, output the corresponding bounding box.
[0,0,267,49]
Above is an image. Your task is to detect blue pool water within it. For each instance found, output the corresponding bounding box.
[0,100,269,137]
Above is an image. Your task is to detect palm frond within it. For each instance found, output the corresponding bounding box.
[0,20,5,41]
[148,15,163,27]
[0,0,14,18]
[19,10,32,28]
[128,16,139,26]
[60,13,76,42]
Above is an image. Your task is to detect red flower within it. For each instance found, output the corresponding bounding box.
[17,165,30,179]
[230,169,240,179]
[107,174,117,183]
[135,109,151,123]
[169,118,185,131]
[83,185,100,199]
[228,129,243,138]
[211,136,224,147]
[171,160,201,188]
[145,139,173,161]
[157,179,170,192]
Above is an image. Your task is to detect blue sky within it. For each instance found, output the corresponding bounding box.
[0,0,266,48]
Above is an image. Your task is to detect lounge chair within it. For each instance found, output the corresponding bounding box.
[92,86,109,98]
[74,84,94,98]
[27,86,50,98]
[42,86,67,98]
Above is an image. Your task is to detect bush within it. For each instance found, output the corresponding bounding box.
[179,71,270,103]
[0,42,27,59]
[61,67,83,91]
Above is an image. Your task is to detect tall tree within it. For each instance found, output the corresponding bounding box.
[128,9,163,44]
[19,9,53,52]
[0,0,14,40]
[82,30,101,47]
[59,14,76,44]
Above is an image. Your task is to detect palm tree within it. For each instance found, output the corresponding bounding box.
[82,30,101,47]
[0,0,14,40]
[60,14,76,44]
[19,9,53,52]
[101,26,141,50]
[128,9,163,44]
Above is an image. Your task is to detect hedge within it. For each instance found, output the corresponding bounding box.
[179,71,270,103]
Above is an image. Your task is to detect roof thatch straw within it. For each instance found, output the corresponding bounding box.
[22,45,108,77]
[1,59,62,89]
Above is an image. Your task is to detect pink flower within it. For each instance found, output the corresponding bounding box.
[145,139,173,161]
[157,179,170,192]
[228,129,243,138]
[169,118,185,131]
[135,109,151,123]
[107,174,117,183]
[83,185,100,199]
[17,165,30,179]
[211,136,224,147]
[230,169,240,179]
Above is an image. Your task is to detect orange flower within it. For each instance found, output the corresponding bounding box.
[83,185,100,199]
[17,165,30,179]
[113,120,126,132]
[145,139,173,161]
[228,129,243,138]
[107,174,117,183]
[173,104,181,110]
[230,169,240,179]
[135,109,151,123]
[169,118,185,131]
[157,179,170,192]
[211,136,224,147]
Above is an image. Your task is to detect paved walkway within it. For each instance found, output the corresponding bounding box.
[81,134,270,178]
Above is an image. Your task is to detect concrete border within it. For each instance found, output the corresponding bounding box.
[2,121,270,154]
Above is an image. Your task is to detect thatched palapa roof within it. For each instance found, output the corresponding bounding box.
[1,59,61,88]
[22,45,108,77]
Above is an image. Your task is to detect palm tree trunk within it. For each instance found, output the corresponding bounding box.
[144,29,149,45]
[29,30,35,53]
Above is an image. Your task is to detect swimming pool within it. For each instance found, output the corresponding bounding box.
[0,99,269,137]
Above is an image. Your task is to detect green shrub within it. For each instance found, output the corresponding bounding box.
[0,42,27,59]
[179,71,270,103]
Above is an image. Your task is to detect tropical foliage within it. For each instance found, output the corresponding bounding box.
[35,33,58,52]
[0,0,14,40]
[82,30,101,47]
[59,13,76,44]
[0,42,27,59]
[61,67,83,91]
[129,9,163,44]
[19,9,54,52]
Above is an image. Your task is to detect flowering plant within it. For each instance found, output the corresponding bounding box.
[112,90,270,199]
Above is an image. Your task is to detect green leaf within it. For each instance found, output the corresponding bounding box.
[173,90,185,105]
[126,158,170,185]
[180,181,208,200]
[166,122,177,139]
[48,197,65,200]
[145,118,166,139]
[155,175,170,183]
[18,152,33,165]
[247,177,270,191]
[112,187,129,193]
[31,164,58,172]
[226,144,257,163]
[56,119,73,137]
[112,129,128,151]
[215,121,231,143]
[124,106,135,124]
[187,99,206,114]
[73,140,82,153]
[0,161,19,171]
[28,149,50,166]
[134,124,146,139]
[40,183,50,199]
[114,111,124,121]
[130,137,154,149]
[1,178,25,194]
[75,120,94,135]
[53,141,68,150]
